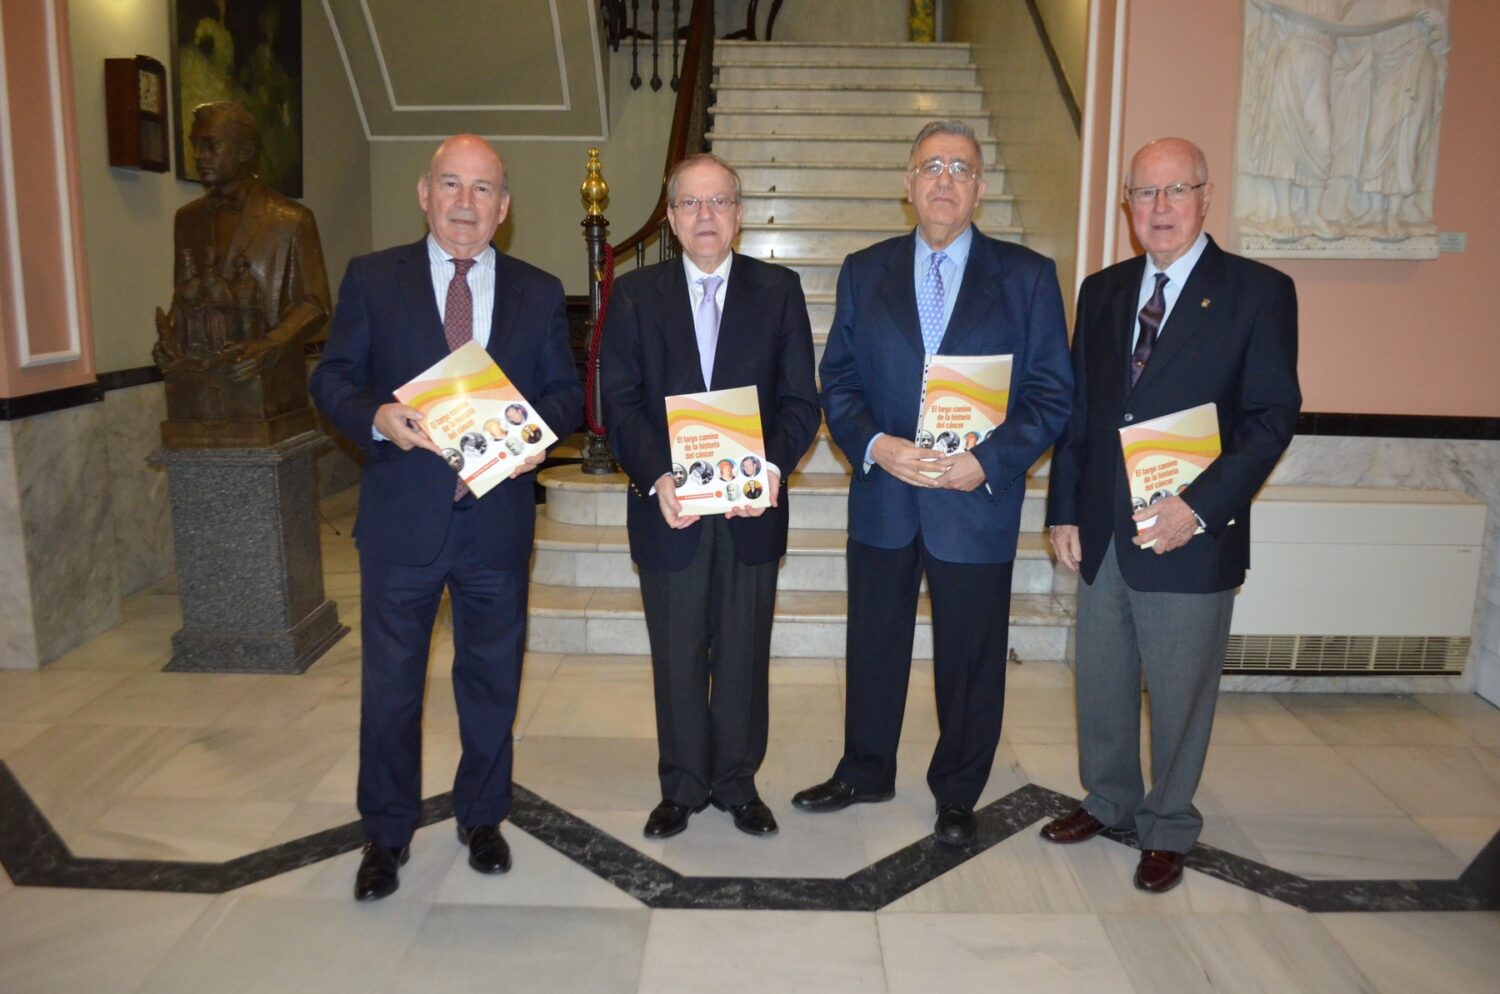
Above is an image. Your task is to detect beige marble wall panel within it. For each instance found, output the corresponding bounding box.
[11,404,122,664]
[0,423,40,668]
[102,384,173,597]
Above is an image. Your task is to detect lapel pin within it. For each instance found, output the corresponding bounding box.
[1201,298,1211,308]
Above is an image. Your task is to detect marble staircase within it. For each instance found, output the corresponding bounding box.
[526,39,1074,661]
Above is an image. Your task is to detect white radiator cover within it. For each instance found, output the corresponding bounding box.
[1227,486,1486,674]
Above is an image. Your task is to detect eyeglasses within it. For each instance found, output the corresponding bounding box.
[910,158,979,183]
[670,195,738,214]
[1125,182,1207,205]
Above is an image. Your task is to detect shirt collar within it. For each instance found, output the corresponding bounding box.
[1145,231,1209,287]
[683,251,733,286]
[916,225,974,270]
[426,234,496,271]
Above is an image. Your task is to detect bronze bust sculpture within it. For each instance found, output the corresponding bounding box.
[154,102,331,447]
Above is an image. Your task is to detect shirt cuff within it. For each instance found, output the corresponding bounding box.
[863,432,885,472]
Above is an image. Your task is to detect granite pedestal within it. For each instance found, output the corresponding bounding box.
[150,431,347,673]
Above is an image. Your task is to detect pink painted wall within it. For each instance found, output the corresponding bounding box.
[0,0,95,399]
[1088,0,1498,418]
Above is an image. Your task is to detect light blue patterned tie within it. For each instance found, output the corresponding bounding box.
[695,275,722,389]
[918,251,947,354]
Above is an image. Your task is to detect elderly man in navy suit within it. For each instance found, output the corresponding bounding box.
[1042,138,1299,894]
[311,134,582,900]
[793,121,1073,845]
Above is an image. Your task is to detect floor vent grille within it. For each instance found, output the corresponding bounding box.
[1223,635,1468,674]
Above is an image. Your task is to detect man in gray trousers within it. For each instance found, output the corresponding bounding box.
[1042,137,1300,893]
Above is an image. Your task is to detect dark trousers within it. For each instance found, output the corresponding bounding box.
[638,515,778,807]
[835,536,1014,809]
[357,502,527,847]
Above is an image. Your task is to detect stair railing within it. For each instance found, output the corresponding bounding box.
[578,0,715,474]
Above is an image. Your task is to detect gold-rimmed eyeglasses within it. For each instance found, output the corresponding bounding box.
[670,195,738,214]
[1124,182,1207,205]
[910,157,979,183]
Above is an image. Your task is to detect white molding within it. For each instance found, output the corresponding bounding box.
[1101,0,1128,270]
[360,0,571,112]
[0,2,29,364]
[367,133,608,143]
[323,0,373,141]
[584,0,609,141]
[1074,0,1102,294]
[36,0,81,367]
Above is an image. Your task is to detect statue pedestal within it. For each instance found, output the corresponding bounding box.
[150,431,348,673]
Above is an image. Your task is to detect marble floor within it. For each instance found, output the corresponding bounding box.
[2,490,1498,993]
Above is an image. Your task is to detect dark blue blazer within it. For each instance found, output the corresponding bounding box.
[310,239,583,569]
[1045,236,1301,592]
[819,227,1073,565]
[601,253,821,572]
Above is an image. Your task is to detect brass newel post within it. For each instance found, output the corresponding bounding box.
[580,148,617,475]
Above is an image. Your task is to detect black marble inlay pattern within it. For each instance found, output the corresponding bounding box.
[1,762,1495,912]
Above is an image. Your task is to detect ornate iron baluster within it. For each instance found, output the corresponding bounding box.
[650,0,662,92]
[629,0,641,89]
[670,0,681,91]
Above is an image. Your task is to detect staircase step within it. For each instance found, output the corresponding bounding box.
[794,429,849,473]
[532,516,1064,595]
[736,161,1008,194]
[526,584,1074,660]
[539,466,1050,533]
[715,41,975,67]
[709,132,998,164]
[713,83,984,112]
[711,108,993,138]
[739,190,1013,228]
[738,221,1023,259]
[717,63,978,87]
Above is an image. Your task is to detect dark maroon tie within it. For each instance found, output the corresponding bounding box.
[446,258,476,499]
[1131,272,1168,388]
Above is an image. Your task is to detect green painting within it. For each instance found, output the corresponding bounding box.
[172,0,302,197]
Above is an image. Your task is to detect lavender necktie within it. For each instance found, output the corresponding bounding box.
[695,275,722,389]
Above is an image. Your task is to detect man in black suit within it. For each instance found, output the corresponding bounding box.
[1042,138,1300,893]
[601,153,820,839]
[792,120,1074,846]
[310,135,582,900]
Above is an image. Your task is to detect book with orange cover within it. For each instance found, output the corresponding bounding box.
[393,341,557,498]
[915,353,1013,476]
[1117,401,1221,547]
[664,385,771,516]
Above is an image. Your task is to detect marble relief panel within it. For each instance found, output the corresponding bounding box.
[0,423,40,669]
[10,404,122,664]
[103,383,174,596]
[1268,435,1500,698]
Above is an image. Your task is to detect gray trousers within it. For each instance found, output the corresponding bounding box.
[1075,539,1234,852]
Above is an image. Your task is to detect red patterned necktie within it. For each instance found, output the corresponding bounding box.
[446,258,476,499]
[1131,272,1168,388]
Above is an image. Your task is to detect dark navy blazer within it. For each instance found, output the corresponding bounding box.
[310,239,583,569]
[1045,235,1301,593]
[601,253,821,572]
[819,227,1074,565]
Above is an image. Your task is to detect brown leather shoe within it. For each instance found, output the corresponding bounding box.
[1039,807,1107,844]
[1134,849,1188,893]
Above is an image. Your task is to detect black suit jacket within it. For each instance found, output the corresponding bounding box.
[1046,236,1301,592]
[310,239,583,569]
[601,253,821,572]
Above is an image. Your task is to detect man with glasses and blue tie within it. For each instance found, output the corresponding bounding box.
[601,153,820,840]
[793,120,1073,846]
[1042,138,1300,893]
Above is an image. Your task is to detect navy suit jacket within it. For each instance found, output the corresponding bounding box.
[1045,236,1301,593]
[310,239,583,569]
[601,253,821,572]
[819,227,1073,565]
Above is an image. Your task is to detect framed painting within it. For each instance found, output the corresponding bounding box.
[170,0,303,197]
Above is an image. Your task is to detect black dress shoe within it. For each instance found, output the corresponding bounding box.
[354,842,409,901]
[934,805,977,846]
[643,799,708,839]
[1134,849,1188,893]
[710,796,779,836]
[456,823,511,874]
[790,777,895,813]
